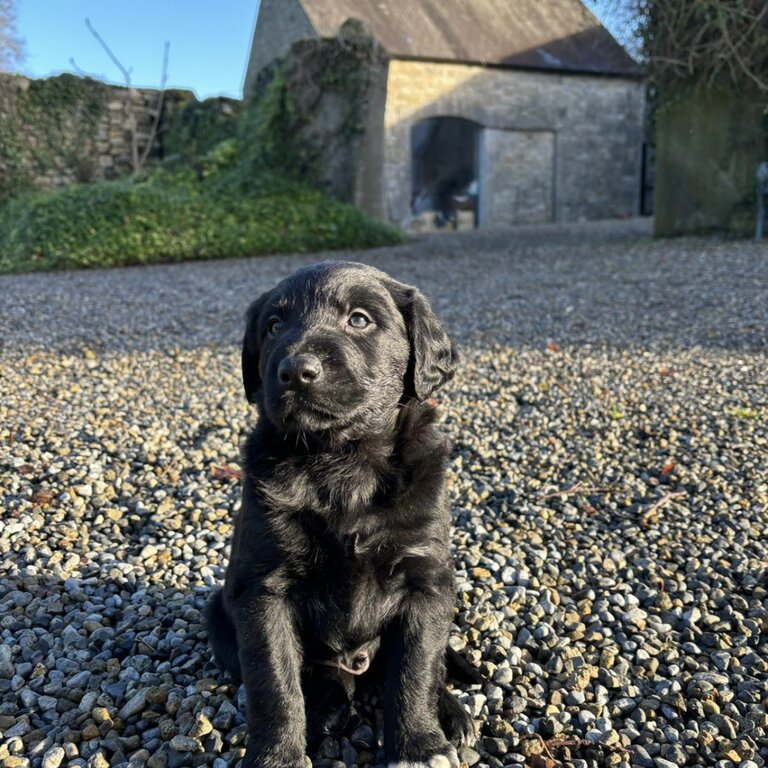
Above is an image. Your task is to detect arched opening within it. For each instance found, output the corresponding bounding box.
[411,117,482,230]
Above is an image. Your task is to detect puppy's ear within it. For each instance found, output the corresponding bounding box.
[387,280,458,401]
[241,291,271,403]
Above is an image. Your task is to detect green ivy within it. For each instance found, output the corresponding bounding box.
[0,116,30,203]
[0,74,108,200]
[163,97,241,164]
[235,25,380,186]
[24,75,108,178]
[0,167,402,274]
[238,67,302,178]
[0,27,404,273]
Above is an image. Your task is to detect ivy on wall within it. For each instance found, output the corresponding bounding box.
[0,74,109,201]
[25,75,109,176]
[163,96,241,164]
[239,67,296,175]
[0,112,28,203]
[0,24,380,206]
[236,19,383,195]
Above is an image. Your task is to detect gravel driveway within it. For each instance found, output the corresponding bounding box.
[2,220,767,768]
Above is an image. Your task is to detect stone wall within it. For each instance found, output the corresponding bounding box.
[0,74,206,195]
[483,129,555,226]
[382,60,645,227]
[250,22,388,208]
[88,85,195,184]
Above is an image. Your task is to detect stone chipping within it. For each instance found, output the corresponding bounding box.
[1,221,767,768]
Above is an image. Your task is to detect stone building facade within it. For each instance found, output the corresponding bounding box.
[246,0,646,230]
[383,60,645,227]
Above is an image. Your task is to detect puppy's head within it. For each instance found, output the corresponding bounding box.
[241,262,457,435]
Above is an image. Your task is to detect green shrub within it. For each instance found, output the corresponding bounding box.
[0,167,402,273]
[164,98,241,163]
[0,74,109,202]
[0,52,404,274]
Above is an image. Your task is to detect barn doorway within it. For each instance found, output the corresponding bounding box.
[411,117,482,230]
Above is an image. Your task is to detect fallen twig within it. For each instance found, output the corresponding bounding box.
[541,481,619,501]
[639,490,687,528]
[522,734,556,761]
[521,732,630,763]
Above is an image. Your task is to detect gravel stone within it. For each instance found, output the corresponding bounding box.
[168,735,203,753]
[1,222,766,767]
[41,746,65,768]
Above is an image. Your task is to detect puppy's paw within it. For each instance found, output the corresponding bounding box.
[439,690,477,747]
[242,747,310,768]
[389,732,460,768]
[306,689,351,747]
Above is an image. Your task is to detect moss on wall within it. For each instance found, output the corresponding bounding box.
[163,97,241,163]
[237,20,387,202]
[0,74,109,201]
[0,111,28,202]
[654,82,767,236]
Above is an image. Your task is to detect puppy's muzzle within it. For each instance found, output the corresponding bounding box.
[277,354,323,389]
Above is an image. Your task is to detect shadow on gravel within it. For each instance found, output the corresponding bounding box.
[1,219,766,358]
[2,218,767,768]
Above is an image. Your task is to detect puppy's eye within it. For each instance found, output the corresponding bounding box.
[348,311,372,329]
[267,317,284,335]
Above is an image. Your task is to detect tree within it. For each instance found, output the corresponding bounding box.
[597,0,768,236]
[596,0,768,96]
[71,18,169,173]
[0,0,22,72]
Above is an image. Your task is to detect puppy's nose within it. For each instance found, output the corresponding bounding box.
[277,354,322,387]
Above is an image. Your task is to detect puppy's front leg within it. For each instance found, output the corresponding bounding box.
[385,590,459,768]
[235,591,307,768]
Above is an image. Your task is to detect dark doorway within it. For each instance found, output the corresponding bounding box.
[411,117,482,229]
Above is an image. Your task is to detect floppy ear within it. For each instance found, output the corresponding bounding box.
[241,291,271,403]
[388,280,458,401]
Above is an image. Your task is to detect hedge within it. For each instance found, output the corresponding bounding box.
[0,166,402,273]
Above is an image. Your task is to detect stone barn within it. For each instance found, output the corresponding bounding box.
[245,0,645,230]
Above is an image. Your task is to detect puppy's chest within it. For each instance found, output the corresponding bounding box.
[264,456,408,569]
[263,453,383,515]
[296,538,404,643]
[298,515,402,581]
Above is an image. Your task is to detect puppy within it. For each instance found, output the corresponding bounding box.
[205,261,475,767]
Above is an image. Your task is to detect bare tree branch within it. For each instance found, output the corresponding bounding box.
[0,0,23,73]
[595,0,768,94]
[82,17,139,171]
[79,18,170,172]
[85,17,133,85]
[139,40,169,168]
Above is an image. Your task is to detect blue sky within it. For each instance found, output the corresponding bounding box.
[14,1,628,101]
[15,0,260,99]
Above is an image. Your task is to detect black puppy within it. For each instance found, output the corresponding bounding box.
[205,261,475,767]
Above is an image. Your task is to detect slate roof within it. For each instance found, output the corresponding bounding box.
[297,0,642,76]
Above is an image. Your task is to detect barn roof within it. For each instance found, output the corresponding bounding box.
[296,0,642,76]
